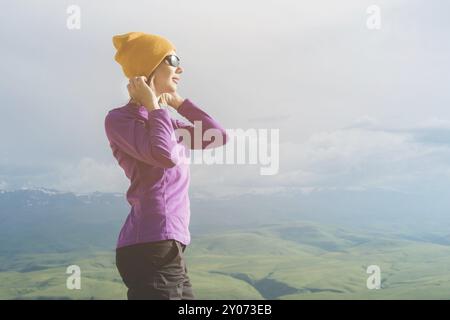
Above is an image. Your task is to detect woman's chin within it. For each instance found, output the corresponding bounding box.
[167,85,177,92]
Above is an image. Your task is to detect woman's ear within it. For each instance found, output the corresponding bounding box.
[146,72,155,85]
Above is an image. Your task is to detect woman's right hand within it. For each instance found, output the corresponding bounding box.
[127,75,160,111]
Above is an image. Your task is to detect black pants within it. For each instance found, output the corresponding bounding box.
[115,239,195,300]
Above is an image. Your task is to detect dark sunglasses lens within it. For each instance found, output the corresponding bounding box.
[167,55,180,67]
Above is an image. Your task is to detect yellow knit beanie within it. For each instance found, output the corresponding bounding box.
[112,31,176,79]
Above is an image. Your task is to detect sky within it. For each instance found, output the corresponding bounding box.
[1,0,450,208]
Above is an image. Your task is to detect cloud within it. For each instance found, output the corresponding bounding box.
[0,180,8,190]
[186,116,450,198]
[2,0,450,205]
[0,158,128,194]
[3,115,450,202]
[49,157,129,193]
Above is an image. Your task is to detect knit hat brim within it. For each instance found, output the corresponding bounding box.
[113,32,176,79]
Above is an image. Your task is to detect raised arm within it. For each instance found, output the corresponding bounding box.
[104,109,183,168]
[174,99,229,150]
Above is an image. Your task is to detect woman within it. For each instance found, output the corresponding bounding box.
[104,32,229,300]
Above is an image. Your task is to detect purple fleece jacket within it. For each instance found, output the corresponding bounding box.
[104,99,228,249]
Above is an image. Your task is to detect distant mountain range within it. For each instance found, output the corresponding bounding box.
[2,187,450,299]
[1,186,450,255]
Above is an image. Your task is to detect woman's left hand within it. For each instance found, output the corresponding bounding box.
[159,92,185,110]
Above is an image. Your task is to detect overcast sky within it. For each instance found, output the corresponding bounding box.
[1,0,450,205]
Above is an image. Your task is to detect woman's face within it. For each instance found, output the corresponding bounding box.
[151,50,183,95]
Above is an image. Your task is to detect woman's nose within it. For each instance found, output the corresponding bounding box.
[176,66,184,74]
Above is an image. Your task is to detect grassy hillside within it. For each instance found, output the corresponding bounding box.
[2,221,450,299]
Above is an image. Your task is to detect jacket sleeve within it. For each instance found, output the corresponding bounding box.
[104,108,182,168]
[174,98,229,150]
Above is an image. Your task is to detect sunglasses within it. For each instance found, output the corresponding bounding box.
[164,54,181,67]
[145,54,181,85]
